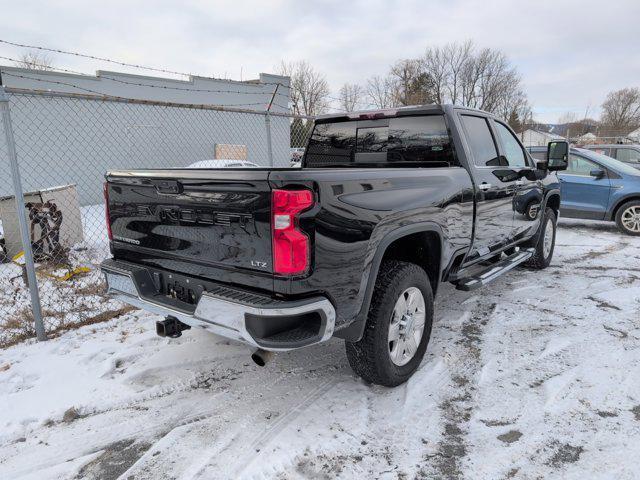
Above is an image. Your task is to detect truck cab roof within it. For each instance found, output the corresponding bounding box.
[316,104,493,123]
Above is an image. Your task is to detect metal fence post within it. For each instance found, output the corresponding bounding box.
[265,112,274,167]
[0,86,47,341]
[264,84,279,167]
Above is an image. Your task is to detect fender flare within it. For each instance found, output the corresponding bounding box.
[334,222,445,342]
[542,189,561,213]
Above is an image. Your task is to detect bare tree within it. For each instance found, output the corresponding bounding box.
[557,111,577,124]
[366,75,395,109]
[338,83,364,112]
[14,52,53,70]
[278,60,330,116]
[601,87,640,131]
[389,59,434,106]
[444,40,474,104]
[419,41,530,125]
[422,46,448,104]
[496,87,531,132]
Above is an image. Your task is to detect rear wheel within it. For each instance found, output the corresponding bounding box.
[345,260,433,387]
[615,201,640,236]
[523,207,556,269]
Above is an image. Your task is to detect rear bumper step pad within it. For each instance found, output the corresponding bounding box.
[100,259,335,351]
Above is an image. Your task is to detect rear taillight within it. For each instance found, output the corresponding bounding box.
[103,182,113,241]
[272,189,314,275]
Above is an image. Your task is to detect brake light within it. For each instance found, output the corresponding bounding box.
[272,189,314,275]
[103,182,113,241]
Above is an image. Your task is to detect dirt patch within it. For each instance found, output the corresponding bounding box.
[602,325,628,339]
[586,296,621,311]
[631,405,640,421]
[595,410,618,418]
[565,242,628,265]
[76,438,151,480]
[1,305,136,349]
[481,419,513,427]
[295,448,366,479]
[190,367,241,390]
[547,442,584,467]
[430,302,495,479]
[529,372,561,388]
[497,430,522,444]
[505,467,519,478]
[62,407,86,423]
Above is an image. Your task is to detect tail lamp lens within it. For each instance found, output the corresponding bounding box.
[272,189,314,275]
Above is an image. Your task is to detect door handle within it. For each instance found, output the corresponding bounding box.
[515,179,525,186]
[478,183,492,191]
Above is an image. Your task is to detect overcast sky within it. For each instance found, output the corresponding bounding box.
[2,0,639,123]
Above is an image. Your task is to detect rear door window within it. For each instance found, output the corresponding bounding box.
[616,148,640,164]
[387,116,453,165]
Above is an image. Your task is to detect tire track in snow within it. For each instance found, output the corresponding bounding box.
[428,295,497,479]
[115,351,345,480]
[228,377,339,478]
[4,349,344,480]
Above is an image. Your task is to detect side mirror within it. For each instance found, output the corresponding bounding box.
[590,169,605,179]
[534,159,548,170]
[547,141,569,171]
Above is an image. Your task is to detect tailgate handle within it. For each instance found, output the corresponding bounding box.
[155,180,183,194]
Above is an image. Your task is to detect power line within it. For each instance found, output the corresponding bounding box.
[0,39,289,88]
[0,71,284,110]
[0,39,363,114]
[0,55,288,98]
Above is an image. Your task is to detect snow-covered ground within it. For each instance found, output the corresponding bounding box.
[0,219,639,480]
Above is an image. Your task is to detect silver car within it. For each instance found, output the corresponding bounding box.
[583,144,640,169]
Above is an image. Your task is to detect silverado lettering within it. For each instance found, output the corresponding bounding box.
[135,204,253,227]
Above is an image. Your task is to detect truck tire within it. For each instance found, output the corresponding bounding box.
[345,260,433,387]
[523,207,556,269]
[615,200,640,236]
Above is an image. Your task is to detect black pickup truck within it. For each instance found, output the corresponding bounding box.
[101,105,568,386]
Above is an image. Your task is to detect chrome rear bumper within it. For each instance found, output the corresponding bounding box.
[101,259,335,351]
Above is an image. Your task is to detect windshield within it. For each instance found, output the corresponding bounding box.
[575,148,640,176]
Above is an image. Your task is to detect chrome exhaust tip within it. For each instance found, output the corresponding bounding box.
[250,348,273,367]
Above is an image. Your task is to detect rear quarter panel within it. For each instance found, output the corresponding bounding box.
[269,167,474,329]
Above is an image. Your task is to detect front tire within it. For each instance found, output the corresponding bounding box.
[524,207,557,269]
[345,260,433,387]
[615,200,640,236]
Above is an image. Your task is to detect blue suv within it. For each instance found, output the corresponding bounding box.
[529,146,640,235]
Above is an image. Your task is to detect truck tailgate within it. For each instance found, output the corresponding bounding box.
[106,169,274,284]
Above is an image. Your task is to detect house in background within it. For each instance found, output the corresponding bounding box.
[575,132,597,144]
[518,128,564,147]
[628,127,640,142]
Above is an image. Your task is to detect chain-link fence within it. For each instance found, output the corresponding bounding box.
[0,87,314,346]
[520,126,640,148]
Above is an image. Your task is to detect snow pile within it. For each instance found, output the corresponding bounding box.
[0,218,639,479]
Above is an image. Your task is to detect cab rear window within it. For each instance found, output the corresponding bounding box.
[304,115,457,168]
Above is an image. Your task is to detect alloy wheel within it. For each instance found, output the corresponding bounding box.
[388,287,426,366]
